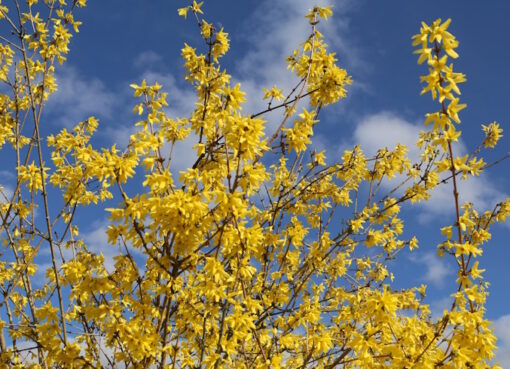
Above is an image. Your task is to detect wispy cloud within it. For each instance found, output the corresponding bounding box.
[140,70,196,118]
[82,221,118,273]
[43,0,361,174]
[429,295,453,319]
[140,65,200,174]
[46,56,198,151]
[133,50,164,69]
[47,66,117,128]
[102,1,362,172]
[82,219,144,274]
[0,182,13,202]
[234,0,359,131]
[409,251,453,288]
[346,111,506,220]
[350,112,422,158]
[0,169,15,181]
[494,314,510,367]
[1,171,17,202]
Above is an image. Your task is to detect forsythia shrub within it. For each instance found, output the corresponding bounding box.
[0,1,508,368]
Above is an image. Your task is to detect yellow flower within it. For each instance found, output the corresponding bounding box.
[482,121,503,148]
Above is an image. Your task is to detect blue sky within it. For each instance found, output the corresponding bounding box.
[7,0,510,364]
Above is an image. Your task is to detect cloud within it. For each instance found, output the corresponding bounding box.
[139,65,200,174]
[47,66,117,128]
[409,251,453,288]
[422,171,506,222]
[46,56,198,152]
[6,340,39,365]
[141,70,196,119]
[82,218,147,274]
[0,169,15,181]
[121,1,362,172]
[167,133,199,174]
[0,182,13,202]
[124,0,344,172]
[82,222,116,272]
[8,337,116,367]
[493,314,510,367]
[43,64,139,148]
[351,112,422,158]
[35,219,136,275]
[82,220,124,273]
[429,295,453,320]
[234,0,358,131]
[1,170,16,202]
[348,111,506,220]
[133,50,164,69]
[236,0,359,82]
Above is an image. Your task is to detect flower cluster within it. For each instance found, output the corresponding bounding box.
[0,3,507,369]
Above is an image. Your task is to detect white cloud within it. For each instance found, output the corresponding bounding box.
[83,223,114,267]
[351,112,423,159]
[82,219,146,274]
[1,170,16,202]
[409,251,453,288]
[167,133,199,174]
[310,133,330,153]
[139,67,200,174]
[422,172,505,223]
[6,340,39,365]
[49,0,360,175]
[47,57,199,154]
[133,50,164,69]
[140,70,196,119]
[493,314,510,367]
[33,262,52,281]
[236,0,358,81]
[348,111,506,220]
[36,218,133,274]
[82,220,123,273]
[429,295,453,320]
[0,183,13,202]
[47,66,117,128]
[43,64,139,148]
[119,1,360,172]
[234,0,357,132]
[0,169,15,181]
[101,122,135,149]
[7,337,119,367]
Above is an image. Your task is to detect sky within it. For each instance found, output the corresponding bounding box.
[4,0,510,365]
